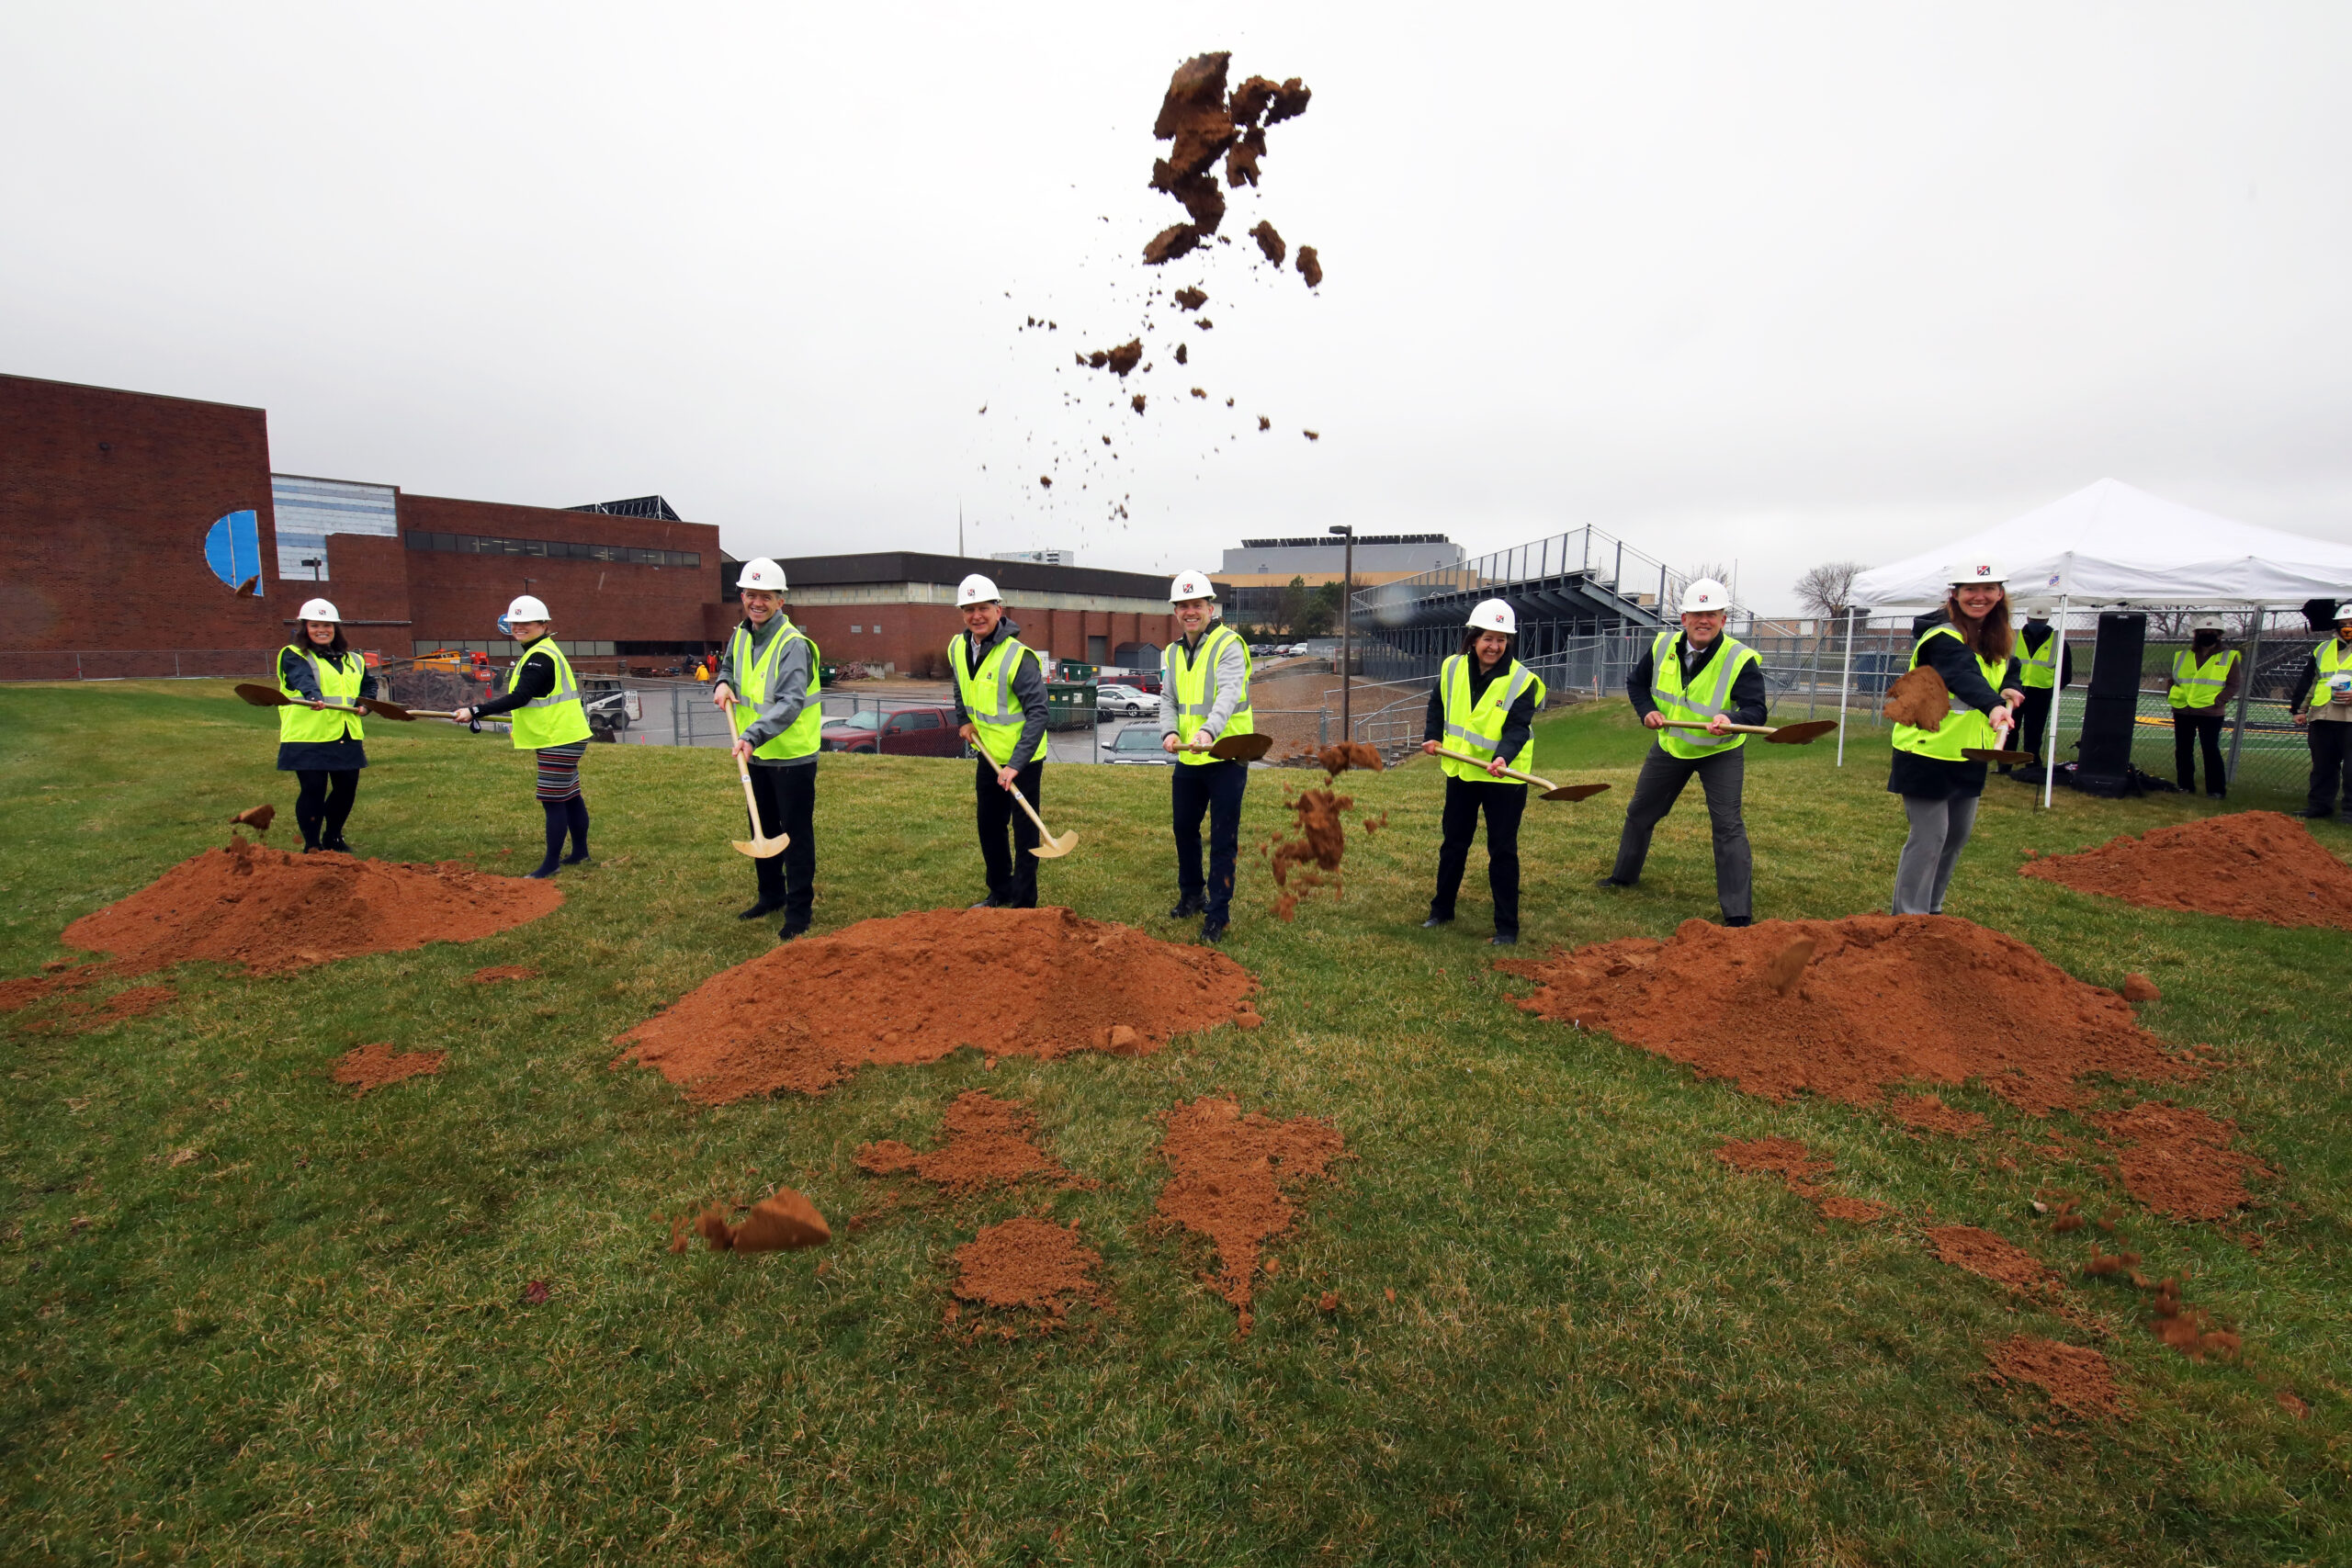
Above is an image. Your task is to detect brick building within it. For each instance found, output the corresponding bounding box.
[775,552,1178,677]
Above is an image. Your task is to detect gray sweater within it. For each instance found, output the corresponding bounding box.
[949,617,1050,767]
[717,615,818,766]
[1160,627,1250,745]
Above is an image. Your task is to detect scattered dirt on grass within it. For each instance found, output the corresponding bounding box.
[0,964,108,1014]
[948,1215,1102,1331]
[2149,1275,2241,1360]
[614,907,1255,1104]
[1890,1094,1990,1138]
[1498,915,2196,1115]
[2087,1102,2270,1221]
[2277,1389,2310,1418]
[230,804,276,833]
[1817,1195,1893,1223]
[2021,810,2352,930]
[1928,1225,2060,1294]
[1984,1335,2130,1421]
[856,1091,1091,1198]
[62,838,561,976]
[72,984,175,1030]
[1714,1136,1888,1223]
[673,1189,831,1253]
[1882,664,1950,728]
[471,964,537,985]
[331,1042,447,1096]
[1153,1095,1345,1332]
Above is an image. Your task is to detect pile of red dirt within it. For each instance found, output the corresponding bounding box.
[470,964,537,985]
[1984,1336,2130,1421]
[62,838,562,976]
[947,1215,1102,1331]
[330,1042,447,1096]
[1713,1137,1888,1224]
[671,1190,831,1254]
[1154,1095,1345,1332]
[856,1092,1091,1197]
[2087,1101,2270,1221]
[1928,1224,2061,1295]
[1264,748,1389,921]
[614,907,1256,1104]
[1890,1094,1989,1138]
[2020,810,2352,929]
[1499,915,2196,1115]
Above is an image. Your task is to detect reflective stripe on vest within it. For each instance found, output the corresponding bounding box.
[506,639,592,750]
[2019,628,2059,690]
[728,619,824,761]
[277,645,365,744]
[1651,630,1759,760]
[2167,648,2238,710]
[1891,626,2005,762]
[954,630,1046,767]
[2314,637,2352,714]
[1164,624,1255,765]
[1439,654,1544,780]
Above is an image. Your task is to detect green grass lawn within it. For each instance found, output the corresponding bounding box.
[3,681,2348,1566]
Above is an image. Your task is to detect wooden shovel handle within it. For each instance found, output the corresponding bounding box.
[1430,745,1555,791]
[1657,718,1775,735]
[971,733,1057,836]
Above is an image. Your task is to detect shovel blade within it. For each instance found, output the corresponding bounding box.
[232,682,288,708]
[1027,831,1078,859]
[1542,783,1611,802]
[731,834,789,859]
[360,698,417,721]
[1764,719,1839,745]
[1208,733,1273,762]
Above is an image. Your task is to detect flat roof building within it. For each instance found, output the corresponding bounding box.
[1213,534,1464,627]
[774,551,1177,676]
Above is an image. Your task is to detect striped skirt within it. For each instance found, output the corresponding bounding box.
[535,741,589,803]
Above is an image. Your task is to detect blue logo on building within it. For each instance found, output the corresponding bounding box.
[204,510,262,594]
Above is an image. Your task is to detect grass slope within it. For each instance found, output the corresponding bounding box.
[1,682,2347,1566]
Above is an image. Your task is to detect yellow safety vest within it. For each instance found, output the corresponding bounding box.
[1651,630,1760,761]
[2018,627,2060,691]
[727,618,823,761]
[277,645,365,743]
[1438,653,1544,780]
[2312,637,2352,716]
[506,638,591,750]
[953,628,1047,767]
[2167,648,2238,710]
[1163,624,1256,766]
[1892,626,2007,762]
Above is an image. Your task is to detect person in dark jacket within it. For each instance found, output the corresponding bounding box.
[451,595,594,879]
[1420,599,1544,944]
[948,573,1052,908]
[2289,602,2352,818]
[275,598,378,854]
[2006,599,2075,780]
[2166,615,2243,798]
[1887,563,2022,916]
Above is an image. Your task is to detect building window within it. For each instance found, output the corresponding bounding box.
[405,531,698,570]
[851,625,862,634]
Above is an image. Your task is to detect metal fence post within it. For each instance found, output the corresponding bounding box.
[1836,609,1856,767]
[2226,609,2262,785]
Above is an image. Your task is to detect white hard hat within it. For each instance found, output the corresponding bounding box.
[2334,602,2352,625]
[1944,559,2007,586]
[1466,598,1517,636]
[1679,578,1731,615]
[1170,569,1218,603]
[506,594,550,623]
[737,558,788,593]
[2190,615,2224,633]
[296,598,341,623]
[956,573,1001,607]
[2020,600,2054,617]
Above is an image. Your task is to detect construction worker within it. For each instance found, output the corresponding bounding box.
[949,573,1051,908]
[1887,561,2023,916]
[1161,570,1254,943]
[2289,601,2352,819]
[712,558,821,941]
[1598,579,1765,926]
[1420,598,1544,945]
[2007,599,2074,781]
[2167,615,2242,799]
[450,595,594,879]
[276,597,379,854]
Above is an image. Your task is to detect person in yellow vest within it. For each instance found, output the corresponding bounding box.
[1888,561,2024,916]
[2290,601,2352,819]
[2003,599,2074,781]
[949,573,1052,908]
[2167,615,2242,799]
[1597,579,1766,926]
[1160,570,1254,943]
[712,558,822,941]
[276,597,379,854]
[451,595,594,880]
[1419,598,1544,945]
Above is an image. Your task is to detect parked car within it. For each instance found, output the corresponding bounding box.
[820,704,962,755]
[1095,683,1159,719]
[1102,724,1175,764]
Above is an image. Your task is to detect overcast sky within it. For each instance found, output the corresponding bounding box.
[6,3,2347,611]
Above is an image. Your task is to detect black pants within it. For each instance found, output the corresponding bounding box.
[976,757,1045,907]
[2009,688,2055,773]
[745,761,817,928]
[2309,721,2350,816]
[1431,775,1526,935]
[2174,709,2228,795]
[1609,742,1752,918]
[1171,758,1248,920]
[294,769,358,849]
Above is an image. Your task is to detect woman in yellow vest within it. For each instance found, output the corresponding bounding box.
[713,558,823,941]
[1888,561,2024,916]
[948,573,1051,908]
[2290,601,2352,819]
[1418,599,1544,945]
[451,594,594,879]
[276,597,379,854]
[2166,615,2241,799]
[1160,570,1254,943]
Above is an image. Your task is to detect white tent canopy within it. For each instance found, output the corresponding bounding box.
[1849,479,2352,609]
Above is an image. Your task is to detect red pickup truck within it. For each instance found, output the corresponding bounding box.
[819,704,964,756]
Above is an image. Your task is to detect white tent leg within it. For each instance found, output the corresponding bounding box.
[1836,606,1856,767]
[2041,595,2070,809]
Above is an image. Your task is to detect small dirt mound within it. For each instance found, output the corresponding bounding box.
[1928,1224,2058,1294]
[63,839,562,976]
[1154,1095,1345,1332]
[331,1042,447,1096]
[2022,811,2352,929]
[614,907,1255,1104]
[1715,1136,1888,1224]
[856,1092,1090,1198]
[470,964,537,985]
[948,1215,1102,1331]
[2088,1102,2270,1221]
[1984,1336,2130,1421]
[1890,1094,1989,1138]
[1499,915,2195,1115]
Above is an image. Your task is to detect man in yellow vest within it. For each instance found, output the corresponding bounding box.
[2290,601,2352,820]
[1160,570,1254,942]
[950,573,1052,908]
[1597,579,1766,926]
[713,558,822,940]
[2007,599,2074,783]
[2167,615,2242,799]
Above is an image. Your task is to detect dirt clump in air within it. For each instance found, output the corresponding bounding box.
[1258,415,1271,431]
[1174,343,1188,365]
[1250,220,1286,265]
[1173,286,1207,310]
[1131,393,1148,414]
[673,1189,831,1253]
[1498,915,2196,1115]
[1303,429,1319,441]
[1264,747,1387,919]
[1295,246,1322,287]
[614,906,1255,1104]
[62,837,562,976]
[2021,810,2352,930]
[1928,1224,2061,1295]
[1890,1094,1989,1138]
[1083,340,1144,377]
[331,1042,447,1097]
[2087,1101,2270,1221]
[1761,937,1815,996]
[948,1215,1102,1332]
[230,804,276,833]
[1153,1094,1345,1332]
[471,964,537,985]
[1883,664,1951,729]
[1714,1136,1890,1224]
[1984,1336,2131,1421]
[1191,387,1207,399]
[2148,1275,2240,1360]
[856,1091,1091,1198]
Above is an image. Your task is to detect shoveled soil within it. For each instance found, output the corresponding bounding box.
[1265,747,1388,921]
[331,1042,447,1096]
[66,984,175,1031]
[62,838,562,976]
[1250,220,1285,265]
[1984,1336,2130,1420]
[2021,811,2352,930]
[230,804,276,833]
[856,1092,1090,1198]
[1928,1225,2060,1294]
[948,1215,1102,1330]
[0,964,109,1015]
[2149,1274,2241,1360]
[1499,915,2196,1115]
[1714,1137,1889,1223]
[2088,1101,2270,1221]
[1890,1094,1990,1138]
[1295,246,1322,288]
[1883,665,1951,729]
[1154,1095,1345,1332]
[674,1190,831,1253]
[614,907,1256,1104]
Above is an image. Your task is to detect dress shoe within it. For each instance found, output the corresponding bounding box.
[1421,915,1453,929]
[1169,894,1205,919]
[1724,915,1752,928]
[738,899,784,920]
[969,895,1011,909]
[322,836,354,854]
[1199,916,1228,944]
[776,922,809,943]
[1489,931,1518,946]
[1594,875,1633,890]
[2302,808,2336,820]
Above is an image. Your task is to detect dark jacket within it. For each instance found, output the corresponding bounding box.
[275,645,377,772]
[950,615,1049,767]
[1424,656,1539,766]
[716,615,819,766]
[1888,626,2020,800]
[1626,634,1770,728]
[2288,635,2352,715]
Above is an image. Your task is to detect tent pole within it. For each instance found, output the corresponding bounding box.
[2226,607,2261,788]
[1836,606,1856,767]
[2041,595,2070,810]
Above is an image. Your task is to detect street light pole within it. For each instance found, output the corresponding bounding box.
[1329,525,1353,744]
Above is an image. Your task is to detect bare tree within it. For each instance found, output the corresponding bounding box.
[1794,560,1863,619]
[1686,561,1737,592]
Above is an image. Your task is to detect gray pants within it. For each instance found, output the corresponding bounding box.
[1609,742,1751,918]
[1892,794,1980,915]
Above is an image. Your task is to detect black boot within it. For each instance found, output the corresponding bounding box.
[738,899,784,920]
[1421,915,1453,929]
[1489,931,1518,946]
[1199,915,1228,943]
[1170,893,1205,919]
